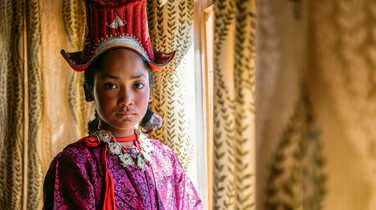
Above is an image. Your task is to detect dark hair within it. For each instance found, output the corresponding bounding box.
[84,51,154,88]
[84,49,155,133]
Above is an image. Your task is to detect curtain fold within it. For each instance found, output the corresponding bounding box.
[0,0,49,209]
[63,0,92,139]
[309,1,376,209]
[256,1,309,209]
[25,0,44,209]
[257,0,376,210]
[213,0,256,209]
[0,1,25,209]
[263,91,326,210]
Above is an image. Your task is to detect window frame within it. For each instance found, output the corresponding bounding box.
[193,1,213,209]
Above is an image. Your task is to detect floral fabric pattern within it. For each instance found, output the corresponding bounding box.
[43,138,202,210]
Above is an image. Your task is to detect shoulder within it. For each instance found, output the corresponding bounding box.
[147,138,176,158]
[145,138,184,171]
[56,138,90,159]
[49,137,100,168]
[147,138,172,151]
[44,137,104,185]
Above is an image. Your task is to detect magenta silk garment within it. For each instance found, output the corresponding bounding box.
[43,137,203,210]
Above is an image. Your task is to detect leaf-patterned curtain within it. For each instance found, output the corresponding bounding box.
[257,0,376,210]
[146,0,194,170]
[256,0,327,209]
[0,1,25,209]
[0,0,89,208]
[308,1,376,209]
[212,0,256,209]
[0,0,45,209]
[63,0,91,139]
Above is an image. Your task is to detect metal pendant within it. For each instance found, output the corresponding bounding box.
[137,155,146,171]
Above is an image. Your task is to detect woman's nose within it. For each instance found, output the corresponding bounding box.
[119,87,133,106]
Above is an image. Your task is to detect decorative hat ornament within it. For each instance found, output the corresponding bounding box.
[61,0,175,71]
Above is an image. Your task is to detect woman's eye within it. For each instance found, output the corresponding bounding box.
[134,82,145,89]
[104,83,117,89]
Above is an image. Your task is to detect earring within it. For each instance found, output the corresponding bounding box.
[133,123,140,132]
[86,95,94,101]
[96,112,102,130]
[84,83,94,101]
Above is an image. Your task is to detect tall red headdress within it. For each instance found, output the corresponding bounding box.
[61,0,174,71]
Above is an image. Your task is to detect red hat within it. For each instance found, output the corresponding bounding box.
[61,0,175,72]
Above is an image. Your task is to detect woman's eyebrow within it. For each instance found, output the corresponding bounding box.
[130,73,147,79]
[101,73,120,80]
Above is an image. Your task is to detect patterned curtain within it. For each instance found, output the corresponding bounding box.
[0,1,25,209]
[25,0,45,209]
[212,0,256,209]
[256,1,327,209]
[146,0,194,170]
[257,0,376,210]
[256,1,310,209]
[0,0,45,209]
[63,0,91,139]
[309,1,376,209]
[263,92,326,210]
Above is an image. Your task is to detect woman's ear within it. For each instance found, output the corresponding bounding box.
[148,89,153,102]
[84,83,94,101]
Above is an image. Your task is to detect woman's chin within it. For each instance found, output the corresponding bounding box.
[100,117,141,133]
[110,120,138,130]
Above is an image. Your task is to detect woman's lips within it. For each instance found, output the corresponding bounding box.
[116,112,136,118]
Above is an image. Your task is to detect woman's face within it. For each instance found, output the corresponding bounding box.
[92,48,151,136]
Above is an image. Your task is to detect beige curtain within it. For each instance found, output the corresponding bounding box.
[63,0,91,139]
[0,0,47,209]
[25,0,45,209]
[257,0,376,210]
[309,1,376,209]
[146,0,195,169]
[256,1,311,209]
[0,1,26,209]
[212,0,256,209]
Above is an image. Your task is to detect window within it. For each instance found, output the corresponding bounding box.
[192,1,213,209]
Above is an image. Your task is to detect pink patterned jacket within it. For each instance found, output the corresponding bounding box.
[43,137,203,210]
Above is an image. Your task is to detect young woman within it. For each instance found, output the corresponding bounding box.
[43,0,202,209]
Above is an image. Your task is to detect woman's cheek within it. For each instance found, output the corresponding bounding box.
[135,93,150,115]
[98,91,117,109]
[137,89,150,104]
[136,97,148,108]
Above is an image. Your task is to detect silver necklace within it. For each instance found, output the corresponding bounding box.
[91,129,154,171]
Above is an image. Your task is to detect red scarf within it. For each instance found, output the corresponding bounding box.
[79,134,137,210]
[80,137,115,210]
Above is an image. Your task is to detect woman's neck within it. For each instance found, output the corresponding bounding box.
[99,122,134,137]
[111,129,134,137]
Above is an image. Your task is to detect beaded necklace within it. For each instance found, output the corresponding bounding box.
[90,129,154,171]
